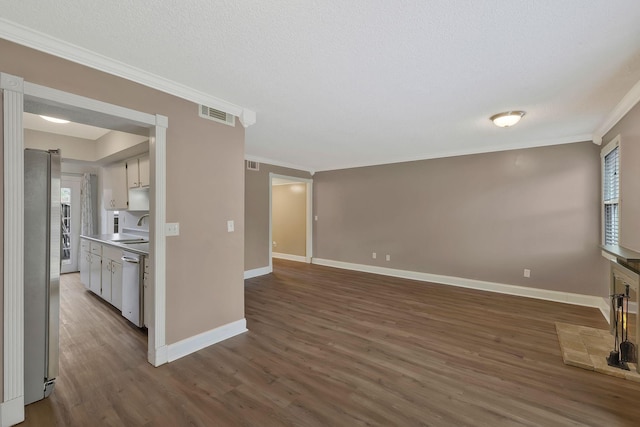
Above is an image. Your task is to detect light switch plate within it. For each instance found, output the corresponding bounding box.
[166,222,180,236]
[227,220,235,232]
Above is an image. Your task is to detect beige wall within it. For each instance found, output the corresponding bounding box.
[245,163,312,271]
[272,184,307,256]
[0,39,245,356]
[603,101,640,252]
[25,129,96,162]
[314,142,609,297]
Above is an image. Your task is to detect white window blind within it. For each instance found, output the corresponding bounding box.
[603,145,619,245]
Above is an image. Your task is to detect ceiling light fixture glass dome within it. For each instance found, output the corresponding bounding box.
[490,111,525,128]
[39,115,70,124]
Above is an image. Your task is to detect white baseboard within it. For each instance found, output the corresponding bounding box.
[167,319,248,362]
[272,252,307,263]
[312,258,608,316]
[597,297,610,324]
[244,266,272,279]
[1,396,24,427]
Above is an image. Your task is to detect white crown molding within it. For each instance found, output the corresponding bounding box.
[245,154,315,174]
[592,78,640,145]
[272,252,307,263]
[166,319,247,362]
[312,258,609,320]
[244,266,272,279]
[313,134,593,172]
[0,396,24,427]
[0,18,256,127]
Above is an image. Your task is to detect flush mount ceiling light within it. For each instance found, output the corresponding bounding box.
[490,111,525,128]
[39,115,70,124]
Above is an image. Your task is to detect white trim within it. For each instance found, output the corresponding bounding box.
[149,114,168,367]
[312,258,608,312]
[593,78,640,145]
[0,396,24,427]
[272,252,307,263]
[2,72,24,424]
[598,297,610,324]
[0,18,256,128]
[314,135,593,172]
[600,135,620,246]
[244,266,272,279]
[166,319,248,362]
[245,155,315,175]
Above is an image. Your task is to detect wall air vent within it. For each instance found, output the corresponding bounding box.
[199,105,236,126]
[246,160,260,171]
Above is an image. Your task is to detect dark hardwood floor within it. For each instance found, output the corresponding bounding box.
[22,259,640,426]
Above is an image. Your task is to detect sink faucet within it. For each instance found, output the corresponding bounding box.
[137,214,150,226]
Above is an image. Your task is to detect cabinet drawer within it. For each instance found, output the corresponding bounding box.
[103,245,123,261]
[90,242,102,255]
[81,239,90,252]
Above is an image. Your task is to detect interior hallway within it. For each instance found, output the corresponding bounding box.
[21,261,640,426]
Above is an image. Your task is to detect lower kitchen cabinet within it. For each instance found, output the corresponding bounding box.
[80,239,91,289]
[102,245,124,309]
[89,253,102,295]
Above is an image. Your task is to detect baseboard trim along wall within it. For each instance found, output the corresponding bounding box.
[272,252,307,263]
[167,319,248,363]
[0,396,25,427]
[244,266,272,279]
[312,258,609,320]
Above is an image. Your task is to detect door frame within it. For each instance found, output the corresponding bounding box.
[268,173,313,272]
[1,72,168,424]
[60,175,82,274]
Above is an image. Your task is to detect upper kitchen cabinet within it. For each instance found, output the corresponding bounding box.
[103,162,128,210]
[127,155,150,189]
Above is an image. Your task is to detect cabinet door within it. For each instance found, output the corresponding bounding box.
[101,259,112,302]
[127,159,140,189]
[111,261,123,311]
[103,162,128,210]
[80,250,91,289]
[138,155,150,188]
[90,253,102,295]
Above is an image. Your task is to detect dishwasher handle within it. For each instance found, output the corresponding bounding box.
[121,256,140,264]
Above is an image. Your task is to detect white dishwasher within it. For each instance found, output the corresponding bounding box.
[121,251,143,327]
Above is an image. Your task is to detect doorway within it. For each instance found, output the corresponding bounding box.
[269,173,313,270]
[61,175,81,274]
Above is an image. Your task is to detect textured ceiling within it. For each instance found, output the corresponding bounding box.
[2,1,640,172]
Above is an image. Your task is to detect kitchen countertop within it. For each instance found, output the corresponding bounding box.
[81,233,149,256]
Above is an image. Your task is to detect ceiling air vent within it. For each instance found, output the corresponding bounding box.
[246,160,259,171]
[199,105,235,127]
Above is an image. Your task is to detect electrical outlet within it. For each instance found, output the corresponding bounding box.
[372,252,377,259]
[386,254,391,261]
[524,268,531,278]
[315,215,318,221]
[227,220,234,232]
[273,241,277,247]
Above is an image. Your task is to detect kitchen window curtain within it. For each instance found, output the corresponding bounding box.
[81,173,98,236]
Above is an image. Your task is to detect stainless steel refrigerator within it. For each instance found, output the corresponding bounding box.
[24,148,61,405]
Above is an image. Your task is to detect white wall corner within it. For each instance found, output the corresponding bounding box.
[166,319,248,362]
[239,109,256,128]
[0,396,25,427]
[244,266,272,279]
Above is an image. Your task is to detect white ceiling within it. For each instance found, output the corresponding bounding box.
[23,112,111,140]
[3,1,640,172]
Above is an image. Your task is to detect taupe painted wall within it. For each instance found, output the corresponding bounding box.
[314,142,609,297]
[245,163,312,271]
[603,101,640,252]
[272,184,307,256]
[0,39,245,357]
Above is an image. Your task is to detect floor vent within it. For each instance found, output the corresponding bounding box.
[199,105,235,126]
[246,160,260,171]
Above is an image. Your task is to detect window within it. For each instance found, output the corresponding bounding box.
[602,136,620,245]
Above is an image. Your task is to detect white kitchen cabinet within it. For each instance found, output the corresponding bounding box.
[100,260,112,302]
[103,162,128,210]
[127,155,150,189]
[101,245,124,309]
[111,261,123,311]
[80,239,90,289]
[89,253,102,295]
[143,257,150,328]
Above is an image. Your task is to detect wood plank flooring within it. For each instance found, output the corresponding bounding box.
[22,259,640,426]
